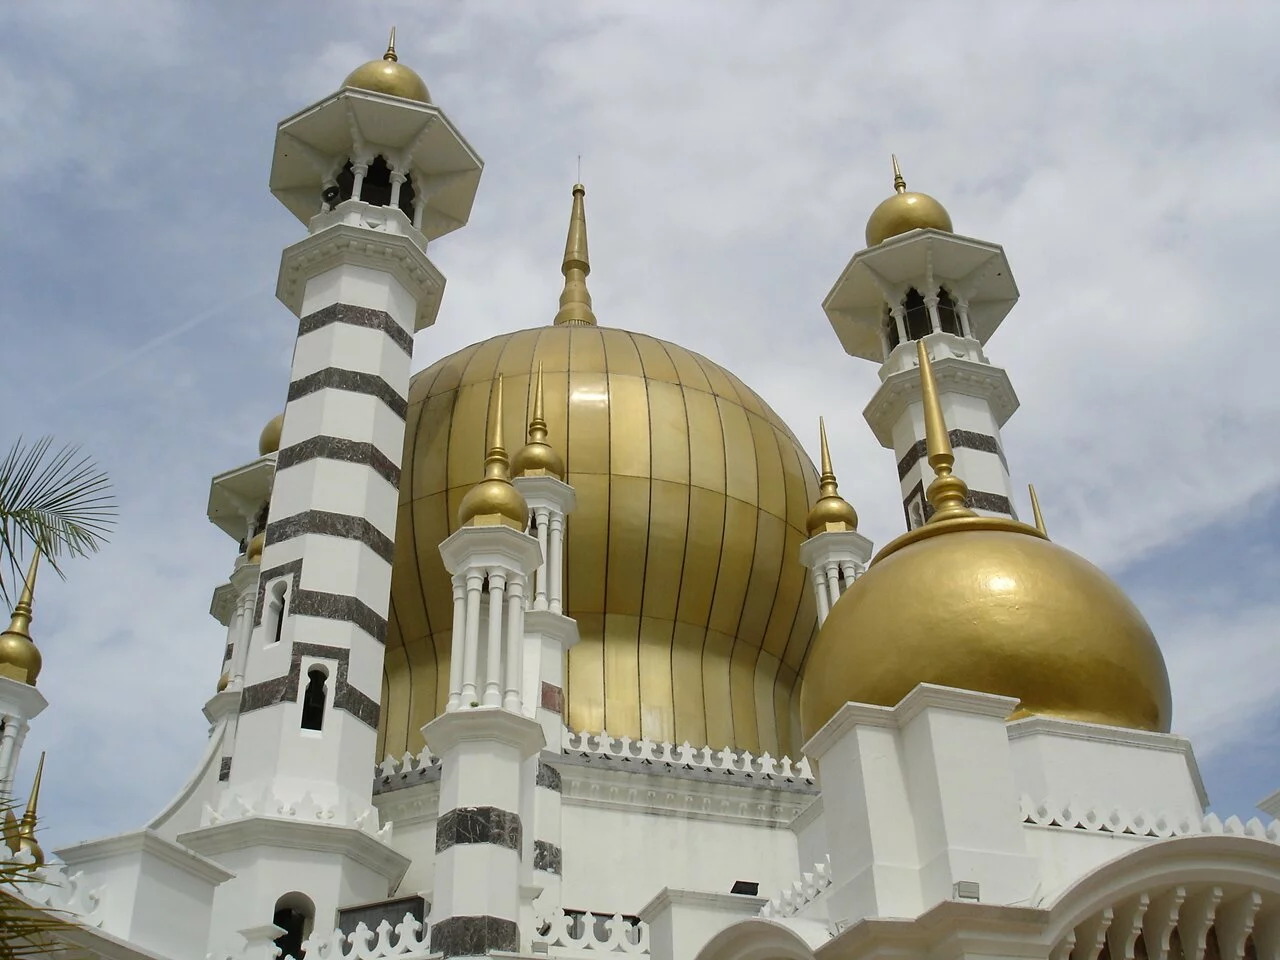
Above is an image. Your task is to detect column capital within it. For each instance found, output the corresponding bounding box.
[423,707,545,759]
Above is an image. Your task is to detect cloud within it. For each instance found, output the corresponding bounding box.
[0,1,1277,849]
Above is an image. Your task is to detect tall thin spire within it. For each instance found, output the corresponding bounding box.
[384,26,398,62]
[1028,483,1048,536]
[892,154,907,194]
[553,183,597,326]
[917,340,974,523]
[457,376,529,529]
[0,548,44,685]
[484,375,510,479]
[16,752,44,865]
[512,363,566,479]
[806,417,859,536]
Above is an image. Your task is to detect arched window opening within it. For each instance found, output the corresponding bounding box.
[334,156,416,219]
[883,306,901,353]
[269,582,288,647]
[273,892,315,960]
[936,287,962,336]
[903,288,931,341]
[300,667,328,731]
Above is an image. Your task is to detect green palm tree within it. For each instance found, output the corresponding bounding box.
[0,437,115,956]
[0,437,116,605]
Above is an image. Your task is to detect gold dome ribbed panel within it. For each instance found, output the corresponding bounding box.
[380,325,821,760]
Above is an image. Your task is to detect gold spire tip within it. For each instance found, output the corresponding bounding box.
[554,181,597,326]
[818,416,835,481]
[1029,483,1048,536]
[530,363,547,439]
[22,752,44,823]
[485,375,508,474]
[916,339,974,522]
[892,154,907,193]
[384,26,398,61]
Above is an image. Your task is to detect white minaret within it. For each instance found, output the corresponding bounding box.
[823,157,1020,530]
[797,418,873,626]
[176,34,483,954]
[0,552,48,799]
[424,376,546,958]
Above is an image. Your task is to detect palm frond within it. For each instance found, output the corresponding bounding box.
[0,437,117,607]
[0,798,75,958]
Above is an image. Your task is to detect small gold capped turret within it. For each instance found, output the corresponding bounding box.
[343,27,432,104]
[553,184,598,327]
[865,155,953,247]
[0,550,43,685]
[512,364,565,480]
[259,413,284,456]
[805,418,859,536]
[457,377,529,530]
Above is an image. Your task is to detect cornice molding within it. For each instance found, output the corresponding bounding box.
[864,355,1020,448]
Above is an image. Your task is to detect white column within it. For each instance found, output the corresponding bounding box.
[413,193,426,232]
[461,572,484,706]
[389,170,406,209]
[230,588,255,687]
[0,717,19,797]
[548,514,565,615]
[824,562,841,608]
[925,293,942,333]
[533,508,550,612]
[812,568,830,624]
[890,305,907,344]
[838,561,858,590]
[350,160,369,202]
[447,576,466,712]
[503,575,525,713]
[878,325,893,362]
[484,571,507,707]
[957,299,974,339]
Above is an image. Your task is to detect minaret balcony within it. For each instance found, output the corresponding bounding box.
[308,198,427,249]
[879,330,988,381]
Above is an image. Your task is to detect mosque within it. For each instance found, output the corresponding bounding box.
[2,32,1278,960]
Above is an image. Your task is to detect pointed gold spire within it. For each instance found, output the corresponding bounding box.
[1028,484,1048,536]
[916,340,974,523]
[892,154,907,194]
[457,376,529,529]
[805,417,859,537]
[16,752,44,865]
[553,183,598,326]
[0,549,43,685]
[512,363,565,479]
[384,26,398,62]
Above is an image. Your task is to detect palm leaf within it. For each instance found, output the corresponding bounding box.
[0,438,117,607]
[0,797,76,958]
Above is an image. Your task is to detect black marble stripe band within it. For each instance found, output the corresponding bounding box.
[430,916,519,958]
[536,761,562,793]
[435,806,522,854]
[277,436,400,489]
[253,559,387,643]
[903,479,1015,527]
[533,839,562,875]
[239,640,380,728]
[266,510,395,564]
[223,642,233,662]
[288,367,408,420]
[298,303,413,357]
[897,429,1009,481]
[218,757,232,782]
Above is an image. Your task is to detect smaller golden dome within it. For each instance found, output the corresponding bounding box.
[0,551,43,686]
[805,417,858,536]
[458,376,529,530]
[258,414,283,456]
[216,672,231,693]
[512,365,565,480]
[343,28,431,104]
[865,156,953,247]
[246,531,265,561]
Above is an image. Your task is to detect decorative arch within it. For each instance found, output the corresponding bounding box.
[694,917,817,960]
[273,891,316,960]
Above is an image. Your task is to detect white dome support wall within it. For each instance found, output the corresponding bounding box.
[798,529,873,626]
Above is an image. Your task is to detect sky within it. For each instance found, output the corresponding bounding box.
[0,1,1277,850]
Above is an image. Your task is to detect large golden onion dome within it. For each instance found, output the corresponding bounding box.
[864,156,953,247]
[380,187,822,761]
[0,550,43,686]
[343,29,431,104]
[800,342,1171,741]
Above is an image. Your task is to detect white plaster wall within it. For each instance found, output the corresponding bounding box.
[299,263,418,333]
[280,391,408,472]
[289,322,411,392]
[269,460,398,540]
[560,803,800,915]
[1020,822,1152,904]
[894,395,1011,512]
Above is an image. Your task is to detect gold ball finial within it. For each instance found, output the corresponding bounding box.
[216,672,231,693]
[0,550,43,686]
[246,531,265,562]
[457,376,529,529]
[805,417,858,536]
[865,155,953,247]
[258,413,284,456]
[512,364,566,480]
[343,27,432,104]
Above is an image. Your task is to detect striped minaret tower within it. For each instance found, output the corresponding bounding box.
[824,157,1021,530]
[179,33,483,951]
[426,377,546,958]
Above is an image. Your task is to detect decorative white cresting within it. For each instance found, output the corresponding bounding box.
[1019,795,1280,843]
[199,788,391,842]
[299,913,432,960]
[374,745,440,783]
[562,729,815,784]
[758,855,834,920]
[0,844,105,925]
[532,905,650,956]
